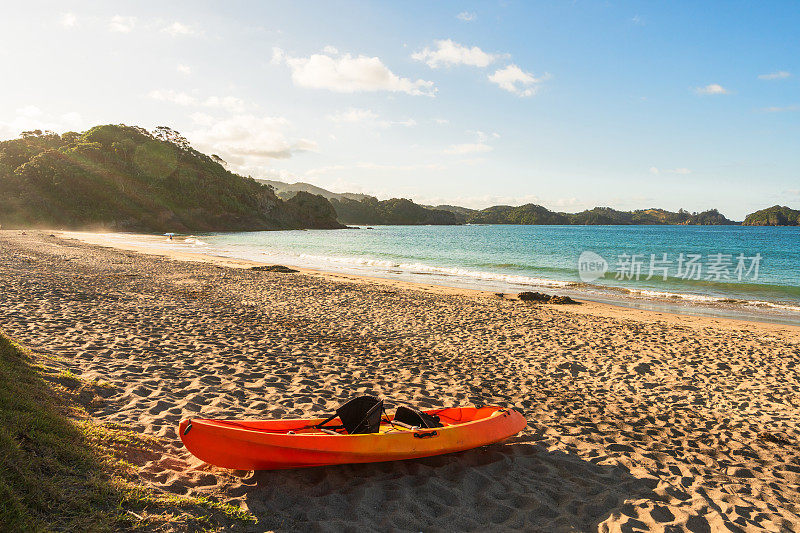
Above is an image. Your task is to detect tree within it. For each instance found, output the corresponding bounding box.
[153,126,191,151]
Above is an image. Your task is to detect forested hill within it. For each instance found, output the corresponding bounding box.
[329,197,462,225]
[0,125,343,232]
[742,205,800,226]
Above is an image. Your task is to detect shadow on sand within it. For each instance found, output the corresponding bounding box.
[241,441,659,532]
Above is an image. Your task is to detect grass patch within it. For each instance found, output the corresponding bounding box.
[0,331,256,532]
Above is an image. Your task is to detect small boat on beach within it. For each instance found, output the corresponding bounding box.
[179,398,526,470]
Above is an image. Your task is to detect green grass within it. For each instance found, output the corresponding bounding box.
[0,331,256,532]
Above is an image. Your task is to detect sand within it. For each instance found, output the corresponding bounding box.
[2,230,799,532]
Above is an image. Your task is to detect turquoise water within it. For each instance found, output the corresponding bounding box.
[173,225,800,323]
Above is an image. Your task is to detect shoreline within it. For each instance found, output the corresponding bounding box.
[61,230,800,336]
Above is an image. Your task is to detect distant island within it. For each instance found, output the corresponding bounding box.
[0,125,343,232]
[742,205,800,226]
[266,180,789,226]
[463,205,736,225]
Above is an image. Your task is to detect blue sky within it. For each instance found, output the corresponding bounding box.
[1,1,797,218]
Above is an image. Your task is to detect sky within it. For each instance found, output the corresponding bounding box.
[1,1,798,219]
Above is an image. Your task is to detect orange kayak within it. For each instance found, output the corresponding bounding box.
[179,406,526,470]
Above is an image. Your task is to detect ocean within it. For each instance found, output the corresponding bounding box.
[135,225,800,325]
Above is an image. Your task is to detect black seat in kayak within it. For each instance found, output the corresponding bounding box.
[394,405,442,429]
[317,395,384,434]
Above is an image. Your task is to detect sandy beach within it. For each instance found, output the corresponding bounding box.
[2,229,800,532]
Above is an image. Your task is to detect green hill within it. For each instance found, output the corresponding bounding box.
[329,197,463,225]
[565,207,736,225]
[427,204,478,218]
[468,204,568,224]
[0,125,343,232]
[742,205,800,226]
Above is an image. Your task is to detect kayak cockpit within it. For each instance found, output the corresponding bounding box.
[193,405,504,436]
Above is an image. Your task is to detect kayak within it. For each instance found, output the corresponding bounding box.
[179,406,526,470]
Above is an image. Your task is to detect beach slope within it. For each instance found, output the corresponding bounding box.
[1,230,799,531]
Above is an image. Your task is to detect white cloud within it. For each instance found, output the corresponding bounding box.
[163,22,199,37]
[434,118,449,124]
[443,143,493,155]
[148,89,198,106]
[177,64,192,75]
[357,162,444,171]
[488,64,549,96]
[763,105,800,113]
[256,168,305,182]
[307,162,446,176]
[468,130,492,142]
[187,114,316,167]
[0,108,88,141]
[327,108,379,123]
[60,112,83,127]
[649,167,692,175]
[695,83,729,95]
[60,13,77,28]
[449,157,488,166]
[148,90,247,112]
[758,71,790,80]
[109,15,136,33]
[442,130,496,155]
[327,108,416,128]
[187,112,214,126]
[631,14,645,25]
[282,49,436,96]
[322,45,339,55]
[270,47,285,65]
[16,105,43,118]
[412,40,497,68]
[456,12,476,22]
[204,96,247,113]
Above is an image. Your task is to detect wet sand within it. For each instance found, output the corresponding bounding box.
[2,230,799,531]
